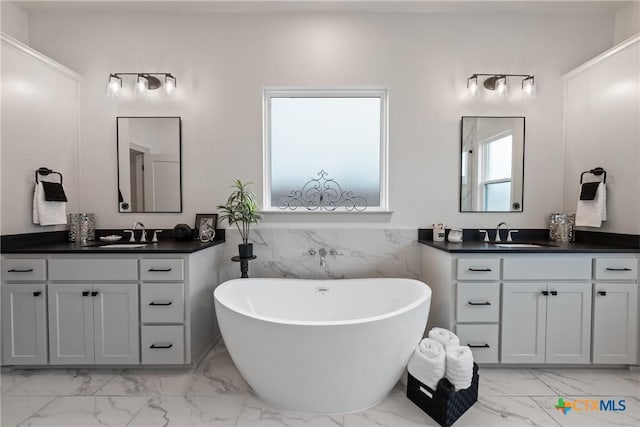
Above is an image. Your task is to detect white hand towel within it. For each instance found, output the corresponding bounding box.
[445,345,474,391]
[33,182,67,226]
[407,338,446,390]
[428,327,460,348]
[576,182,606,227]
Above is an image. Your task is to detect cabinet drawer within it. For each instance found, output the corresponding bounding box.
[141,325,184,364]
[503,257,591,280]
[457,283,500,322]
[140,283,185,323]
[456,324,499,364]
[2,259,46,281]
[140,259,184,281]
[49,259,137,281]
[595,258,637,280]
[457,258,500,281]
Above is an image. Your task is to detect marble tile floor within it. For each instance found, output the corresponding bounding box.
[1,342,638,427]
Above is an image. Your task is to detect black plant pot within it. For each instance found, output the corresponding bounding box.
[238,243,253,259]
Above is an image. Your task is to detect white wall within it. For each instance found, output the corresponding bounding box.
[0,1,29,45]
[1,35,81,235]
[562,37,640,235]
[614,1,640,44]
[25,11,615,231]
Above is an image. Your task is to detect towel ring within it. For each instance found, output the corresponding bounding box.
[579,167,606,184]
[35,167,63,184]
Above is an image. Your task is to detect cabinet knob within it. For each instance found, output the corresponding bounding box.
[606,267,632,271]
[91,291,99,297]
[468,301,491,306]
[82,291,90,297]
[8,268,33,273]
[598,291,607,296]
[33,291,42,297]
[550,291,558,296]
[468,268,492,272]
[149,301,173,306]
[541,291,549,296]
[467,343,490,348]
[148,268,172,272]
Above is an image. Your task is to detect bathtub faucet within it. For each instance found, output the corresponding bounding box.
[318,248,327,269]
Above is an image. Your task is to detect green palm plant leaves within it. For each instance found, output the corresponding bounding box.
[217,180,262,245]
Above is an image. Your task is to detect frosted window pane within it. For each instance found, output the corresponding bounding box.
[485,182,511,211]
[270,97,381,207]
[485,135,512,181]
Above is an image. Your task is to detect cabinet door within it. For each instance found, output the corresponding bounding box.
[501,283,547,363]
[1,284,48,365]
[593,283,638,364]
[48,284,94,364]
[93,284,139,364]
[545,283,592,364]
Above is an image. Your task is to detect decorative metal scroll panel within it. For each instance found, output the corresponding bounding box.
[276,170,368,211]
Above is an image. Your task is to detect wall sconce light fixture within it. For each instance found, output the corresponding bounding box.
[107,73,177,97]
[467,74,535,99]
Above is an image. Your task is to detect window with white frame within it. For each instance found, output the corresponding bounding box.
[479,132,513,211]
[263,89,388,212]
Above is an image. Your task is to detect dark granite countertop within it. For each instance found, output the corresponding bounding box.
[1,229,226,254]
[418,229,640,254]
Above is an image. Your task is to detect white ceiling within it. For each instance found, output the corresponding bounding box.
[14,0,633,15]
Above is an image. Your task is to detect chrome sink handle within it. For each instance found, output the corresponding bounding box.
[329,249,343,256]
[152,230,163,243]
[478,230,489,242]
[124,230,135,242]
[305,249,317,256]
[507,229,519,242]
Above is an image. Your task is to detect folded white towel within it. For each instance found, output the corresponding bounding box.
[33,182,67,226]
[576,182,606,227]
[407,338,446,390]
[428,327,460,348]
[445,345,474,391]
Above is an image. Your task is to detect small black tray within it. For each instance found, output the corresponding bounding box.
[406,363,479,427]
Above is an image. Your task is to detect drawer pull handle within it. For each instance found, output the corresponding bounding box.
[91,291,99,297]
[82,291,90,297]
[468,301,491,306]
[8,268,34,273]
[148,268,172,272]
[468,268,492,272]
[541,291,549,296]
[467,344,490,348]
[149,301,173,306]
[33,291,42,297]
[150,344,173,349]
[550,291,558,296]
[606,267,632,271]
[598,291,607,296]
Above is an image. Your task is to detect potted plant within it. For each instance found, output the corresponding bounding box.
[217,179,262,258]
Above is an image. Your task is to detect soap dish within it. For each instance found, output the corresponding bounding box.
[100,235,122,242]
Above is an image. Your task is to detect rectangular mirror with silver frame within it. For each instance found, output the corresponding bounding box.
[117,117,182,213]
[460,116,525,212]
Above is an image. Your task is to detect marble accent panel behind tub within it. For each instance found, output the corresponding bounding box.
[221,229,420,281]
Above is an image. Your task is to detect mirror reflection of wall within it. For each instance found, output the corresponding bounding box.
[117,117,182,213]
[460,116,525,212]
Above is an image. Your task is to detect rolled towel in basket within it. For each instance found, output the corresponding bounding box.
[428,327,460,348]
[407,338,446,390]
[445,345,474,391]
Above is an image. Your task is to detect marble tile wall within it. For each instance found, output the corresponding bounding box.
[220,228,421,281]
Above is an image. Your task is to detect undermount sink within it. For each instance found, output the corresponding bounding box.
[97,243,149,248]
[494,243,543,248]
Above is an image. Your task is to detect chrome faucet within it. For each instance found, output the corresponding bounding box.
[318,248,327,269]
[131,222,146,242]
[495,222,509,242]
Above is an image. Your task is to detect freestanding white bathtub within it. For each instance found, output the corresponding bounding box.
[214,278,431,414]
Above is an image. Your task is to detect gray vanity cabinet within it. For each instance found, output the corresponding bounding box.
[1,283,48,365]
[48,283,139,365]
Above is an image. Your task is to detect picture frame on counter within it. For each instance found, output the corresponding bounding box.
[194,213,217,242]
